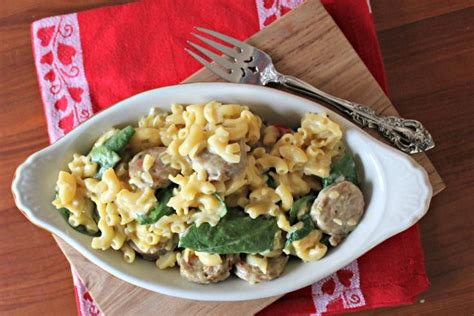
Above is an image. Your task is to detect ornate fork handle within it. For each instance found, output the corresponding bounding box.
[267,70,435,154]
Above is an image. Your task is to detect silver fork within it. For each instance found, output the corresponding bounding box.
[185,27,434,154]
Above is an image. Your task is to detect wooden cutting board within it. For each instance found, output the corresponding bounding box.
[54,0,445,314]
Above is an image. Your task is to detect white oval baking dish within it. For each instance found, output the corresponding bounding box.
[12,83,432,301]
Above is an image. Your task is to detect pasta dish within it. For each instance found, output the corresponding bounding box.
[52,101,365,284]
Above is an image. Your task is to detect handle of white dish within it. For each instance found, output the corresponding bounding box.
[369,146,433,244]
[11,153,58,232]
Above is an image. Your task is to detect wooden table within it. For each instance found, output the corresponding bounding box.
[0,1,472,315]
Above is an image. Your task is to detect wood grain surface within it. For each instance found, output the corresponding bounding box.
[0,0,472,315]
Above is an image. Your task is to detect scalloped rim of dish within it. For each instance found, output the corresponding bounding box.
[12,83,433,301]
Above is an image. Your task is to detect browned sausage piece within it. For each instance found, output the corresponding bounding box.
[177,251,238,284]
[234,255,288,284]
[190,143,247,181]
[310,181,365,246]
[128,147,178,190]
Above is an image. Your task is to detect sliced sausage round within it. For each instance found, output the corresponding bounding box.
[310,181,365,246]
[128,147,178,190]
[234,255,288,284]
[191,143,247,181]
[177,251,238,284]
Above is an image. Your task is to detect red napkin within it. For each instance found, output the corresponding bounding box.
[31,0,429,315]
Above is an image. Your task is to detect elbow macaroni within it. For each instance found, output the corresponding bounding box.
[52,102,347,273]
[290,230,328,262]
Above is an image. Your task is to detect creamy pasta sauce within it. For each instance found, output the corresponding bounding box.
[52,101,365,284]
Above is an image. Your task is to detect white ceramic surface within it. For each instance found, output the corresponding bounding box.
[12,83,432,301]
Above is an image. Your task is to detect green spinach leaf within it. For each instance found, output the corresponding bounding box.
[89,126,135,179]
[289,194,316,225]
[90,145,121,179]
[103,125,135,153]
[179,210,279,254]
[322,153,358,187]
[284,214,314,248]
[57,207,100,237]
[136,186,175,225]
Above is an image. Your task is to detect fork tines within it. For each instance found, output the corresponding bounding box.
[185,27,253,81]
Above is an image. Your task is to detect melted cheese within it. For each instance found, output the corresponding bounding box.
[195,251,222,266]
[246,254,268,274]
